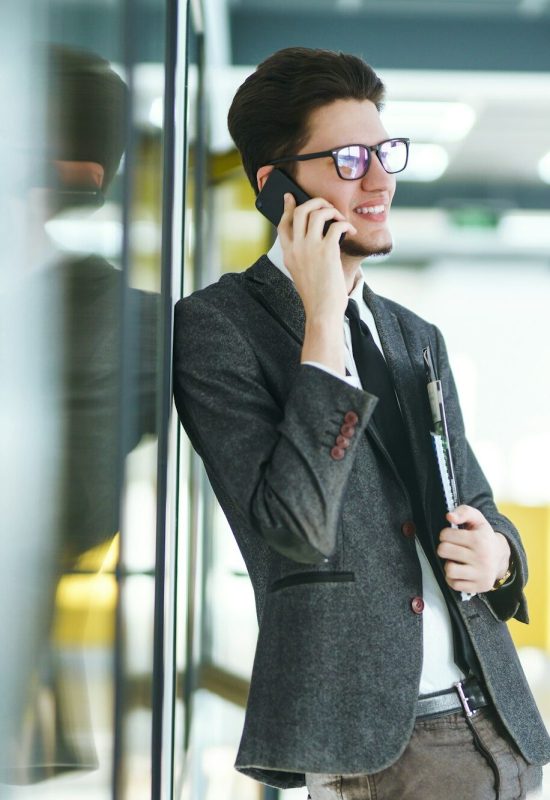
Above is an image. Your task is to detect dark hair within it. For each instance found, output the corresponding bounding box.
[227,47,385,194]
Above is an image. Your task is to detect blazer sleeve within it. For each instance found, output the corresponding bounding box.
[433,324,529,624]
[173,293,378,565]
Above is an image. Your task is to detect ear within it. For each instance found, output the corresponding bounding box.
[256,164,274,193]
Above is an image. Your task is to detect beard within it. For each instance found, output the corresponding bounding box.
[340,234,393,259]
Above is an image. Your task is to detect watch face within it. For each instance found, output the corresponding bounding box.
[493,569,512,590]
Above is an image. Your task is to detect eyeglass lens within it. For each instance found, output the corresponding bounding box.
[335,140,407,179]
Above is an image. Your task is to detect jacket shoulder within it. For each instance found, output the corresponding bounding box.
[174,255,272,320]
[175,271,244,314]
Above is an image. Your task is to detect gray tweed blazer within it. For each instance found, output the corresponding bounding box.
[173,255,550,789]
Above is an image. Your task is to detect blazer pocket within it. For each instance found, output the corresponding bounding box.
[268,571,355,593]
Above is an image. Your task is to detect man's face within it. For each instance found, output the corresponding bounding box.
[294,98,397,259]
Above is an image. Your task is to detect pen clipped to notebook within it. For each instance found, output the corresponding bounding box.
[423,345,474,602]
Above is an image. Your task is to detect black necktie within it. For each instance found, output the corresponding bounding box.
[345,298,413,488]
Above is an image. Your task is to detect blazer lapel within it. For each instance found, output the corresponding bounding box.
[363,283,433,511]
[243,255,305,345]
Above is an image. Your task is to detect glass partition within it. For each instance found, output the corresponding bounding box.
[0,0,177,797]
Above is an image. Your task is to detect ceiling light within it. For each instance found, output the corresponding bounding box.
[537,151,550,184]
[399,143,449,182]
[382,101,476,143]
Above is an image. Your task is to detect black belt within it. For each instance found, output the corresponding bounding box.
[416,678,490,720]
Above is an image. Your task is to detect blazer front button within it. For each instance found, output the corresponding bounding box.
[401,520,416,539]
[330,446,346,461]
[340,423,356,438]
[411,596,425,614]
[344,411,359,426]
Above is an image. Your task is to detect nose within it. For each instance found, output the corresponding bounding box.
[360,150,395,193]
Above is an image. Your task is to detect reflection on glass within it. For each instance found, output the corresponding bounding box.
[1,34,161,797]
[181,691,260,800]
[208,505,257,679]
[0,43,128,790]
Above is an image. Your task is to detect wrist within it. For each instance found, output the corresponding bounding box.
[302,318,345,375]
[304,302,345,325]
[493,532,512,584]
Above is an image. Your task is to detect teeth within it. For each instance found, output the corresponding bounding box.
[355,205,385,215]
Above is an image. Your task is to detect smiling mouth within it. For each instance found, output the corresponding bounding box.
[354,204,385,215]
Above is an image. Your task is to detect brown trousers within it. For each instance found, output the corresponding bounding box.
[306,708,543,800]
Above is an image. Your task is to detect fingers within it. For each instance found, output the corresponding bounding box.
[440,505,493,550]
[446,504,485,530]
[444,568,501,594]
[438,507,502,593]
[443,559,476,584]
[441,554,482,593]
[279,194,327,241]
[324,218,357,243]
[446,579,478,594]
[278,194,355,243]
[438,526,477,551]
[291,196,334,241]
[277,193,297,245]
[308,209,355,241]
[437,540,469,562]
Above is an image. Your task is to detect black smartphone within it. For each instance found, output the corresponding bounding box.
[255,169,310,226]
[255,168,343,240]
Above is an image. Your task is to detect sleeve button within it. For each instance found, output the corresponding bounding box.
[344,411,359,425]
[411,596,425,614]
[330,446,346,461]
[340,423,356,438]
[336,434,350,448]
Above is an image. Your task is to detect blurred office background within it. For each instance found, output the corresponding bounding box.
[0,0,548,798]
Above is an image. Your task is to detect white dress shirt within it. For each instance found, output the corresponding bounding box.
[267,236,465,694]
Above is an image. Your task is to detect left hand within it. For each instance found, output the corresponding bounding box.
[437,505,511,594]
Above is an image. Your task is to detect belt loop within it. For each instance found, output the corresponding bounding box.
[454,680,475,717]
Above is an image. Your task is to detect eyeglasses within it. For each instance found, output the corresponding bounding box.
[269,138,410,180]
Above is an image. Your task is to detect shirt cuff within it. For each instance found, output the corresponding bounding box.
[302,361,362,389]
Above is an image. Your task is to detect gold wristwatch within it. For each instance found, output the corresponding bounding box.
[491,567,513,591]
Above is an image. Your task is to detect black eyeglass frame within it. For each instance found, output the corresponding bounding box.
[268,137,410,180]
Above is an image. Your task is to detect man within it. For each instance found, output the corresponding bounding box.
[173,48,550,799]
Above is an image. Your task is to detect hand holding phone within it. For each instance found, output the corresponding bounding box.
[256,169,352,374]
[255,169,344,241]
